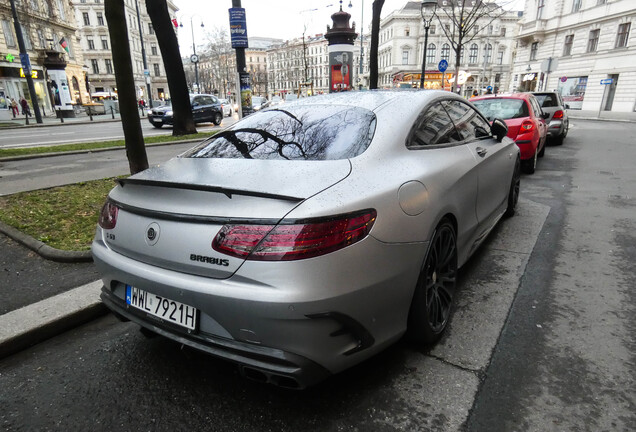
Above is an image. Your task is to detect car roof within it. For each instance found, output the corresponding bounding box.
[287,89,459,112]
[471,92,534,101]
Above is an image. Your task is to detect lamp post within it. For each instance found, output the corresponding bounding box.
[134,0,152,108]
[180,16,204,93]
[420,0,437,89]
[348,0,365,90]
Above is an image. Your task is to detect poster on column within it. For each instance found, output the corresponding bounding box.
[329,51,353,92]
[47,69,73,111]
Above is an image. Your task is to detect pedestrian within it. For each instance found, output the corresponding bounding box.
[472,90,479,97]
[10,98,19,118]
[20,97,31,117]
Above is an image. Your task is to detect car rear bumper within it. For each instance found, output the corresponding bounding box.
[547,119,565,137]
[92,235,425,388]
[514,138,537,160]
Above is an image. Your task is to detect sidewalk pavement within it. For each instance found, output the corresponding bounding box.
[0,105,634,361]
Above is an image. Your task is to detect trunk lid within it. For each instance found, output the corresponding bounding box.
[103,157,351,279]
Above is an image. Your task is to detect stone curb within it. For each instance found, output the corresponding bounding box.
[568,115,636,123]
[0,117,122,130]
[0,280,107,360]
[0,219,92,263]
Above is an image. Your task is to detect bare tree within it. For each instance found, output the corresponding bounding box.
[104,0,148,174]
[146,0,196,136]
[434,0,512,93]
[369,0,385,89]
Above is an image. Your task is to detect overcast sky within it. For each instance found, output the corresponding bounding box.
[173,0,526,53]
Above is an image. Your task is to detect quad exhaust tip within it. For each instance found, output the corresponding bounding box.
[240,366,302,390]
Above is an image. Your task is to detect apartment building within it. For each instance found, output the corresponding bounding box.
[512,0,635,112]
[0,0,84,113]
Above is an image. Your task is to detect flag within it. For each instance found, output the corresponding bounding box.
[171,18,178,28]
[59,37,70,54]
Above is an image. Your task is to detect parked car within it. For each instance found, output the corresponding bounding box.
[251,96,269,111]
[93,90,519,389]
[532,91,569,145]
[471,93,548,174]
[269,96,283,107]
[285,94,299,102]
[148,94,223,128]
[219,98,233,117]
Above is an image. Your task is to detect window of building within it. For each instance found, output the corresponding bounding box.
[430,25,436,35]
[151,44,157,55]
[501,27,506,36]
[101,38,109,49]
[484,43,492,63]
[426,43,436,64]
[91,59,99,74]
[497,49,504,65]
[530,42,538,60]
[20,24,32,50]
[587,29,600,52]
[597,0,607,4]
[153,63,160,76]
[563,34,574,55]
[488,25,493,35]
[405,28,410,37]
[30,0,39,11]
[66,35,74,58]
[572,0,582,12]
[615,22,631,48]
[88,38,95,50]
[97,12,104,26]
[536,0,545,19]
[441,43,450,61]
[56,0,66,20]
[37,29,45,48]
[469,43,478,63]
[83,12,90,26]
[105,59,113,74]
[402,50,409,65]
[148,23,154,34]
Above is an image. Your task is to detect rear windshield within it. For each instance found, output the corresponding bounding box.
[472,98,529,121]
[534,94,559,108]
[182,105,377,161]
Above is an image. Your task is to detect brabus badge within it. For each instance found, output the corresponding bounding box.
[145,222,160,246]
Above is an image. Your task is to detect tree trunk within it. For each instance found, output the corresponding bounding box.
[369,0,384,89]
[104,0,148,174]
[146,0,197,136]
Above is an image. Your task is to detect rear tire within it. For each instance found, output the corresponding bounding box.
[553,133,564,146]
[522,148,537,174]
[504,157,521,217]
[407,219,458,344]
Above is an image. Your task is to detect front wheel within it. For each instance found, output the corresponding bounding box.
[407,219,458,344]
[213,112,223,125]
[504,157,521,217]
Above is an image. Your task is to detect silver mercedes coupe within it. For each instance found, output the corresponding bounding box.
[92,90,520,389]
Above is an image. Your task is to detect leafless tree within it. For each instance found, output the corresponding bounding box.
[434,0,513,93]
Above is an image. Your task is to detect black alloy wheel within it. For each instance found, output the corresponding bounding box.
[213,111,223,126]
[408,219,458,344]
[504,156,521,217]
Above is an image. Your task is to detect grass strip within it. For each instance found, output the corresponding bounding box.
[0,177,124,251]
[0,131,215,158]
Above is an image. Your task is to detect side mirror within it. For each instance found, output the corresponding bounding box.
[542,112,550,119]
[564,103,570,109]
[491,118,508,142]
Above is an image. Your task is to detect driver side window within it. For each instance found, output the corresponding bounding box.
[407,102,461,148]
[442,100,492,141]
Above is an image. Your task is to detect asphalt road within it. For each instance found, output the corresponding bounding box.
[0,120,634,431]
[0,115,236,149]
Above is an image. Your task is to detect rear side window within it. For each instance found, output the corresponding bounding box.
[183,105,376,160]
[407,102,461,147]
[472,98,529,121]
[534,94,558,107]
[442,100,491,141]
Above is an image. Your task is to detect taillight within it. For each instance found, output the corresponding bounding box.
[99,201,119,229]
[520,120,534,132]
[212,209,377,261]
[552,110,564,119]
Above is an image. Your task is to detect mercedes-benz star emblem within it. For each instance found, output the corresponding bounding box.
[147,227,156,241]
[145,222,160,246]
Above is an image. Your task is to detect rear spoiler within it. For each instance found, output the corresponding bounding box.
[116,178,303,202]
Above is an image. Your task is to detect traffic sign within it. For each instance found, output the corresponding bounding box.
[19,53,31,73]
[560,76,567,83]
[438,59,448,72]
[487,85,493,91]
[600,78,613,85]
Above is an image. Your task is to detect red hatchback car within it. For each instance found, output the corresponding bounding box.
[471,93,548,174]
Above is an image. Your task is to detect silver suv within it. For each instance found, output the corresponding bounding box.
[532,92,569,145]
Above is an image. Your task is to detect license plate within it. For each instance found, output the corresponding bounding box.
[125,285,197,331]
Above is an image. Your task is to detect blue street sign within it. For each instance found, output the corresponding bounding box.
[600,78,613,85]
[487,85,493,91]
[438,59,448,72]
[228,8,248,48]
[19,53,31,69]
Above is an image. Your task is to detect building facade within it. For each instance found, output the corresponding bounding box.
[377,1,520,97]
[512,0,635,112]
[1,0,84,114]
[73,0,178,103]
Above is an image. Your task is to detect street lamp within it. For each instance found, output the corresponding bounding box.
[348,0,365,90]
[420,0,438,89]
[180,16,204,93]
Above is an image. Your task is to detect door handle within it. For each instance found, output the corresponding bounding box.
[476,147,488,157]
